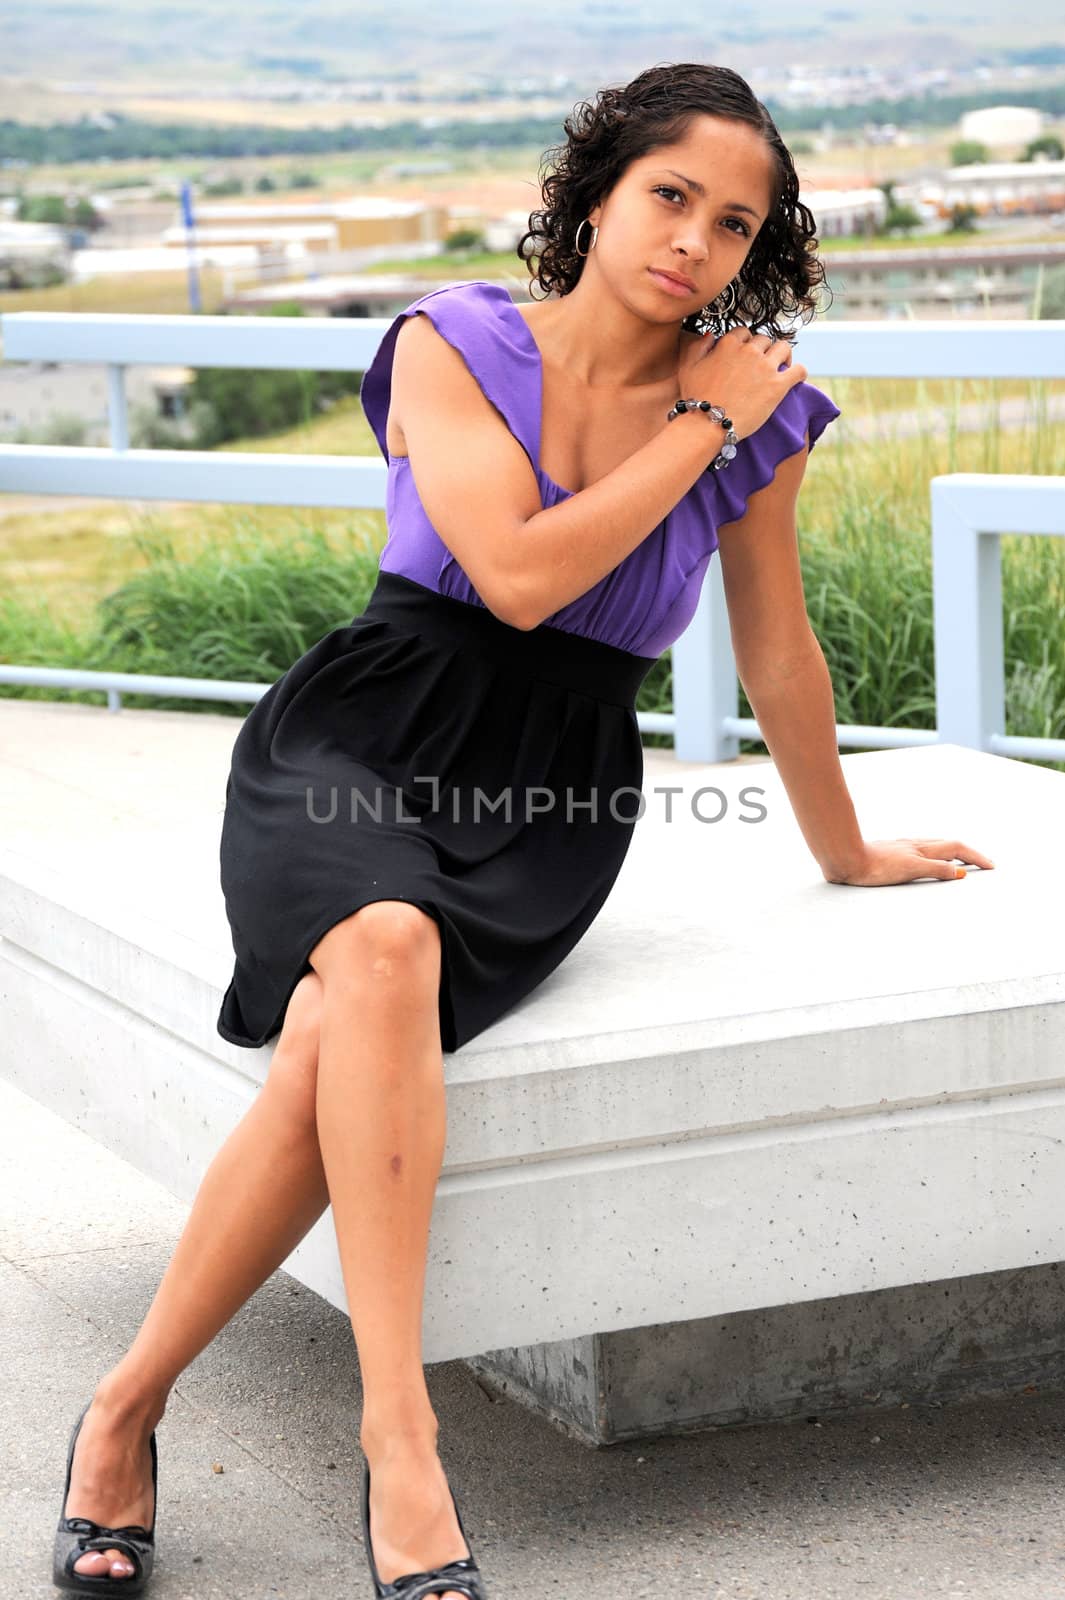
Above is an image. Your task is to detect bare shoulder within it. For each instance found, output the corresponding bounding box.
[387,312,443,453]
[384,302,544,628]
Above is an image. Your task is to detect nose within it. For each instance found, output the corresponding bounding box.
[673,228,709,265]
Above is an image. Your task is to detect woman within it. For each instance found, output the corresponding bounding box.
[52,60,992,1600]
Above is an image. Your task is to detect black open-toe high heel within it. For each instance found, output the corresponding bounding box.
[52,1399,158,1595]
[360,1456,488,1599]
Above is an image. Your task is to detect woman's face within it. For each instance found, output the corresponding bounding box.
[588,114,775,318]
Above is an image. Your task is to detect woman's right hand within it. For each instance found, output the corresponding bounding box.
[675,326,808,441]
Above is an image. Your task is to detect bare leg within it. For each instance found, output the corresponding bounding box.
[309,901,469,1600]
[64,971,330,1582]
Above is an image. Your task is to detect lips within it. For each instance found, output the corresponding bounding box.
[651,268,697,292]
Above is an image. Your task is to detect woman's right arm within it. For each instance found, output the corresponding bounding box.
[389,310,806,631]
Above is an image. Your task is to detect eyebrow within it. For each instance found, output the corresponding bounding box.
[656,169,763,221]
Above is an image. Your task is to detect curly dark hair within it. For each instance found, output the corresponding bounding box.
[516,62,832,343]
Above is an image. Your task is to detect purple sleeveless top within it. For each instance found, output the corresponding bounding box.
[359,279,841,659]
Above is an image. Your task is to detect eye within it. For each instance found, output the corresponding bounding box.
[651,187,751,238]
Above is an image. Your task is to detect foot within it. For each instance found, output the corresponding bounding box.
[63,1384,163,1583]
[363,1443,473,1600]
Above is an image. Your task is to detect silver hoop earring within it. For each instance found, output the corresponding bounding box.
[683,280,739,338]
[574,218,598,257]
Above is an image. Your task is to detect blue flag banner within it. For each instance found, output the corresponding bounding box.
[179,180,201,313]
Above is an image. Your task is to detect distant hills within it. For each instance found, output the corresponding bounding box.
[3,0,1063,86]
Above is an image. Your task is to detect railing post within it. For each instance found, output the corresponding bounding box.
[107,364,129,451]
[671,556,740,763]
[931,478,1005,752]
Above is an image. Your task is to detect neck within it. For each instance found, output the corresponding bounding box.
[527,268,688,389]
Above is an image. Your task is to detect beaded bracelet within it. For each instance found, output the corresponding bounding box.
[666,398,739,472]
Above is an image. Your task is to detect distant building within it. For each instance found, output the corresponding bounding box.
[818,240,1065,319]
[69,243,286,282]
[60,194,454,284]
[959,105,1046,150]
[905,160,1065,219]
[0,361,195,448]
[0,220,70,283]
[802,187,887,239]
[160,196,451,265]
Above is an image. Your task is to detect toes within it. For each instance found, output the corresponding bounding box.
[73,1552,110,1575]
[73,1547,136,1579]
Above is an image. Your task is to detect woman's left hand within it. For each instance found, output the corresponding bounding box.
[824,838,996,887]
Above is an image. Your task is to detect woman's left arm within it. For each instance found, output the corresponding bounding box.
[714,439,995,887]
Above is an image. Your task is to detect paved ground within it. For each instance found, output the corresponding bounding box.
[5,1071,1064,1600]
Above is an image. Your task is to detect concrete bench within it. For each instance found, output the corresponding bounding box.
[2,696,1064,1444]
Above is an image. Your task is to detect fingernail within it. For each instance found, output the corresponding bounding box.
[955,866,966,878]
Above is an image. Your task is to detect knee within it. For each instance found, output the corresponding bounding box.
[309,901,441,987]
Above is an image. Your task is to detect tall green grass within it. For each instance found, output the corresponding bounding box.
[800,489,937,732]
[802,376,1065,769]
[788,494,1065,768]
[0,522,385,713]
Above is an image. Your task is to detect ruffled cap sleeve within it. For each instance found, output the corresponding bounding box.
[709,376,841,526]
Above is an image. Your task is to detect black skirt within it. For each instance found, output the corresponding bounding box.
[216,570,657,1054]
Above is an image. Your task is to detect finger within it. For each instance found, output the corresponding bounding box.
[954,841,996,869]
[926,858,968,880]
[915,839,995,869]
